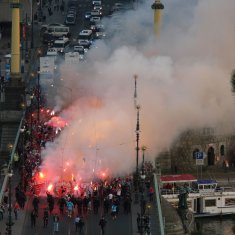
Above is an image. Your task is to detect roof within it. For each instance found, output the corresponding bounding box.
[197,179,217,185]
[160,174,197,183]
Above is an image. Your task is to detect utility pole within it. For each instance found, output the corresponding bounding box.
[37,68,40,122]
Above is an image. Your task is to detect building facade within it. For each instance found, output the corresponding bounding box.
[157,128,235,173]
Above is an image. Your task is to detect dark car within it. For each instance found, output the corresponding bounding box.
[42,33,55,44]
[67,0,78,8]
[65,14,76,25]
[85,11,91,19]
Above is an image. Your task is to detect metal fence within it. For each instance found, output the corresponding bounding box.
[0,111,25,203]
[153,173,165,235]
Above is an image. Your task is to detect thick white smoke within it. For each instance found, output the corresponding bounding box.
[41,0,235,182]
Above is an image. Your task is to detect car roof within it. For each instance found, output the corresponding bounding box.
[67,14,76,17]
[80,29,92,33]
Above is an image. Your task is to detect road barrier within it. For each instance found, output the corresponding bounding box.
[153,173,165,235]
[0,111,25,203]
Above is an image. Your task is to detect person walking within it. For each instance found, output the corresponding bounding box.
[66,200,74,217]
[111,203,117,220]
[53,214,59,233]
[99,215,107,235]
[78,216,85,234]
[13,201,20,220]
[75,215,80,232]
[0,204,4,220]
[31,209,37,228]
[43,208,49,227]
[32,195,39,215]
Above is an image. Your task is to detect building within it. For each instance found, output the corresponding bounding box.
[157,128,235,173]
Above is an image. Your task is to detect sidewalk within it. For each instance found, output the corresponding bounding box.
[131,187,160,235]
[0,170,31,235]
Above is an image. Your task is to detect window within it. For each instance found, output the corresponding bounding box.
[205,199,216,207]
[220,145,225,156]
[225,198,235,206]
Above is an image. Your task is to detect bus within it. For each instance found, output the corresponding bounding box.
[78,30,93,44]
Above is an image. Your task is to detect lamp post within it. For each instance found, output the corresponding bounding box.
[142,146,147,167]
[31,2,34,49]
[37,68,40,122]
[20,127,26,191]
[134,104,140,204]
[6,165,14,235]
[136,105,140,175]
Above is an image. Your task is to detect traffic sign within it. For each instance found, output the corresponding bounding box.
[196,152,203,160]
[196,159,204,165]
[195,152,204,165]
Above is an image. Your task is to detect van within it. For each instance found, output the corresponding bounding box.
[42,24,70,38]
[52,37,70,54]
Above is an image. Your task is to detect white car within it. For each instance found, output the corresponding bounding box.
[93,5,102,11]
[91,10,102,16]
[78,40,91,49]
[92,0,101,5]
[47,48,58,57]
[74,45,85,54]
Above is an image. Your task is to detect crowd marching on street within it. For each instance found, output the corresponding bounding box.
[0,82,156,234]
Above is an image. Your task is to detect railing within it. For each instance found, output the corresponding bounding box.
[0,111,25,203]
[153,173,165,235]
[160,188,200,195]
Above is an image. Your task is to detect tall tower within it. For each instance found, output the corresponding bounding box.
[10,0,21,81]
[151,0,164,37]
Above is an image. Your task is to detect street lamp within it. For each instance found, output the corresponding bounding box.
[20,127,26,191]
[141,146,147,167]
[136,105,140,175]
[30,2,34,49]
[134,104,140,204]
[6,165,14,235]
[37,68,40,122]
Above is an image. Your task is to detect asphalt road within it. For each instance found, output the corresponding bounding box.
[21,1,135,235]
[21,195,133,235]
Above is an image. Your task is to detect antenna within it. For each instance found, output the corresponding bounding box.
[134,74,138,108]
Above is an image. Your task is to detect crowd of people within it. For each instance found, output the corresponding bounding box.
[28,175,133,233]
[0,76,155,234]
